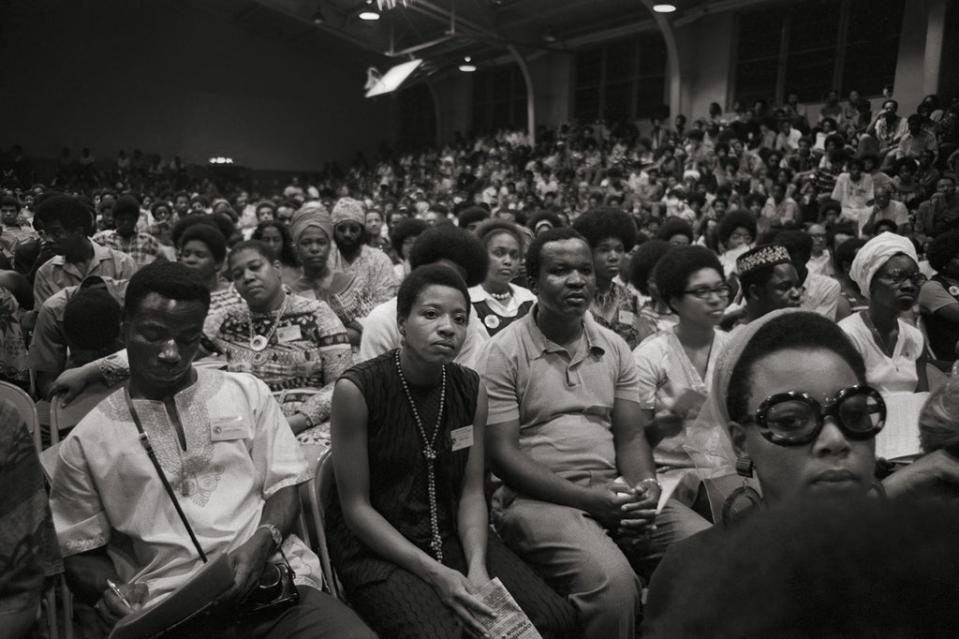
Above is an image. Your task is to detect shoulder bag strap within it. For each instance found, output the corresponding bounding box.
[124,389,208,563]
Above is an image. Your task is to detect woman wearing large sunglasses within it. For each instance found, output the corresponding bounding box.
[642,309,959,637]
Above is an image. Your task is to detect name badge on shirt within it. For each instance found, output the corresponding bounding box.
[210,416,249,442]
[276,325,302,343]
[618,310,636,326]
[450,425,474,451]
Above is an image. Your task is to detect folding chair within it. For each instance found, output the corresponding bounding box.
[49,383,116,441]
[0,383,73,638]
[310,451,344,600]
[0,380,40,451]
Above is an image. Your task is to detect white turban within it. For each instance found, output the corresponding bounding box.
[849,232,919,299]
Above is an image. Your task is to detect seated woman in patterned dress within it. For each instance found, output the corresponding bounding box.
[207,239,353,448]
[48,240,352,452]
[328,264,577,639]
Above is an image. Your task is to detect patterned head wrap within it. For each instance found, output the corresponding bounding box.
[331,197,366,227]
[289,203,333,245]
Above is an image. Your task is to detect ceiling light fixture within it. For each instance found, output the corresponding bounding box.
[458,56,476,72]
[359,0,380,20]
[652,3,677,12]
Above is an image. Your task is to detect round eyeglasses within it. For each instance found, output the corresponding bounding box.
[683,284,731,300]
[748,384,886,446]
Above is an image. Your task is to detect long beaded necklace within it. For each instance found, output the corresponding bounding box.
[394,350,446,562]
[248,295,288,352]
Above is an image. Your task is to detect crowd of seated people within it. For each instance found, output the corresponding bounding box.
[3,87,959,639]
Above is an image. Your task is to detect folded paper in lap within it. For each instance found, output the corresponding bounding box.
[875,391,928,460]
[108,554,234,639]
[476,578,542,639]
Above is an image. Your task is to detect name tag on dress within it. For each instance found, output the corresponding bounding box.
[210,417,249,441]
[276,325,302,343]
[618,310,636,326]
[450,425,474,451]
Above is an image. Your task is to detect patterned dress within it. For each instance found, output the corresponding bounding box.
[204,294,353,450]
[0,287,28,387]
[590,279,643,348]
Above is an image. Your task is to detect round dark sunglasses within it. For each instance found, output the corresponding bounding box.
[748,384,886,446]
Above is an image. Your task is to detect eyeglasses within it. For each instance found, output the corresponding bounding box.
[683,284,731,300]
[877,270,926,287]
[746,384,885,446]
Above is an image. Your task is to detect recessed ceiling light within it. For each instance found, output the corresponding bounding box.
[359,9,380,20]
[652,3,677,12]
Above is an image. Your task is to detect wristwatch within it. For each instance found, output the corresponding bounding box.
[257,523,283,551]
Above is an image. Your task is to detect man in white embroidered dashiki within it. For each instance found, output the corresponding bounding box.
[49,261,373,639]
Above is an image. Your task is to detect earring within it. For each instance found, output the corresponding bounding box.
[721,455,762,526]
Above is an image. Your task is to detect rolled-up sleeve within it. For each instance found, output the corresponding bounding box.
[613,340,642,404]
[49,436,111,557]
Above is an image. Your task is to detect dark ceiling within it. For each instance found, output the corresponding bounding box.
[210,0,722,79]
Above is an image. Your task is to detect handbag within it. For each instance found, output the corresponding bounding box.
[122,390,299,627]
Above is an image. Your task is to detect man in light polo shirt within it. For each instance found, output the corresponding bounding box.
[476,227,661,639]
[32,194,136,307]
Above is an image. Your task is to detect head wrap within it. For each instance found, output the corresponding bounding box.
[849,232,918,299]
[736,244,791,279]
[289,203,333,245]
[331,197,365,226]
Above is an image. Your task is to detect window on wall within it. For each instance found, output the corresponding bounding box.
[734,0,905,104]
[636,32,667,118]
[784,0,841,101]
[734,6,786,106]
[471,64,526,134]
[842,0,906,96]
[572,32,667,124]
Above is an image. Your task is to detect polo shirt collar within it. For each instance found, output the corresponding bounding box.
[520,304,606,361]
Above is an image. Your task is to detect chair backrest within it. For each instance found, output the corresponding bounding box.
[49,381,116,439]
[312,451,344,600]
[0,380,40,452]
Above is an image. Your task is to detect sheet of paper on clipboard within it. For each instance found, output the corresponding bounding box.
[875,391,928,461]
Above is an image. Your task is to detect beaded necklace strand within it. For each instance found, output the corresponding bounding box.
[394,350,446,562]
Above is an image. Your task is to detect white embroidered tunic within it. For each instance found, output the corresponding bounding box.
[49,369,323,607]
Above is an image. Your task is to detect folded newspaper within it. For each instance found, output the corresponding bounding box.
[476,578,543,639]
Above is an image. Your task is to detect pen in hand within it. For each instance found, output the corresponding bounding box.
[106,578,134,610]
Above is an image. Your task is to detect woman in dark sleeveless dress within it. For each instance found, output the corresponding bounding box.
[328,264,576,639]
